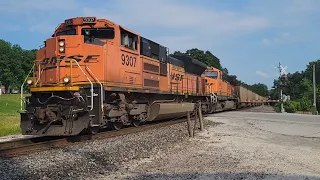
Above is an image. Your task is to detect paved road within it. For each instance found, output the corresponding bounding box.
[210,111,320,138]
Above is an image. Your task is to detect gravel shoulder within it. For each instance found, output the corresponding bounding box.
[238,105,276,113]
[1,106,320,180]
[99,115,320,180]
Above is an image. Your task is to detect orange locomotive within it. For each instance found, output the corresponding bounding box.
[21,17,240,136]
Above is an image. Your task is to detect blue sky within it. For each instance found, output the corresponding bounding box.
[1,0,320,88]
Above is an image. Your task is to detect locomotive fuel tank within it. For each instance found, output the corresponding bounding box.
[146,102,195,121]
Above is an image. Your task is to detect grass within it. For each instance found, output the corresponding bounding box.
[0,94,22,136]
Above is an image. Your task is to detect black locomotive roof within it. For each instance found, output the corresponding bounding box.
[168,56,184,67]
[171,55,207,76]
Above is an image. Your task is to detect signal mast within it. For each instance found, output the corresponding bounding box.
[278,62,288,113]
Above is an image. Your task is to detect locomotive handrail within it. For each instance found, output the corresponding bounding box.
[68,59,94,111]
[20,63,35,111]
[35,65,44,86]
[85,66,104,112]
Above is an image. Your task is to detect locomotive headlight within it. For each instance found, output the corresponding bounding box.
[58,39,65,53]
[59,47,65,52]
[26,79,33,85]
[63,77,70,84]
[59,40,65,47]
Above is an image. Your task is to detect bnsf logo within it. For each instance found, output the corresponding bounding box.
[170,73,184,81]
[40,55,100,65]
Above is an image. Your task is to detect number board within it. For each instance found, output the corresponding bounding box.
[83,17,96,23]
[64,19,73,25]
[121,53,137,67]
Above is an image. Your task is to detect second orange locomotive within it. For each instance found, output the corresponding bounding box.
[21,17,246,136]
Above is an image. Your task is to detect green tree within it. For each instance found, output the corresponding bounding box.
[0,39,36,92]
[299,96,312,112]
[250,83,269,97]
[270,59,320,113]
[172,48,222,70]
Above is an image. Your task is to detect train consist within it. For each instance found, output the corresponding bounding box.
[20,17,268,136]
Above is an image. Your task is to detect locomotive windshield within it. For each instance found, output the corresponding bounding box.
[205,71,218,79]
[81,28,115,45]
[81,28,115,40]
[56,29,76,36]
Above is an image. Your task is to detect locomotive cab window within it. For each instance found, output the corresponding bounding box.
[56,29,76,36]
[120,28,138,50]
[81,28,114,45]
[205,71,218,79]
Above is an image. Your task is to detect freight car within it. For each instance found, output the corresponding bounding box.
[20,16,266,136]
[235,86,266,108]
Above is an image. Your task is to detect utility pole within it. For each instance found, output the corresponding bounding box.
[313,64,318,115]
[278,62,287,113]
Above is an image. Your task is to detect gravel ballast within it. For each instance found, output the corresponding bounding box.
[2,106,319,180]
[0,120,196,180]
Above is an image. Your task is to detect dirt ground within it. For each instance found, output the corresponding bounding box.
[95,111,320,180]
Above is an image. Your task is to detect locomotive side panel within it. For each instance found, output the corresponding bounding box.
[143,72,160,89]
[230,84,235,97]
[113,28,142,88]
[142,56,160,90]
[221,81,228,96]
[39,38,57,84]
[159,62,168,92]
[71,41,105,84]
[204,77,218,94]
[227,82,233,97]
[186,73,204,95]
[186,73,195,94]
[169,64,185,93]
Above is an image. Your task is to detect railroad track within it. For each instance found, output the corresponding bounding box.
[0,118,189,158]
[0,105,268,158]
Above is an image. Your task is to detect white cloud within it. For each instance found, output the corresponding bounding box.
[0,0,78,13]
[262,32,293,46]
[256,71,270,78]
[84,0,268,33]
[82,0,269,33]
[82,0,269,51]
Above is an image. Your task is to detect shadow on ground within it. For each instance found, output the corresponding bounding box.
[123,172,320,180]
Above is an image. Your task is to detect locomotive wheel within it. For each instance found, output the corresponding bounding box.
[132,120,141,127]
[112,122,123,130]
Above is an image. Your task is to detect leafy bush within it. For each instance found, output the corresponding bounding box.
[298,96,312,112]
[274,103,281,113]
[274,101,300,113]
[286,101,300,113]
